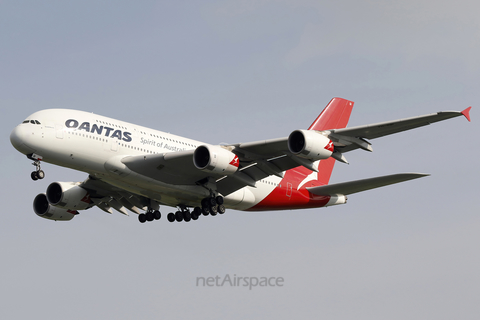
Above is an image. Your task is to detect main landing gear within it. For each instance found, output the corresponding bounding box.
[138,208,161,223]
[31,159,45,181]
[166,196,226,223]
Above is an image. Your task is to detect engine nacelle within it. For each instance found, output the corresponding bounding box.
[193,145,240,175]
[288,130,334,161]
[46,182,92,210]
[33,193,77,221]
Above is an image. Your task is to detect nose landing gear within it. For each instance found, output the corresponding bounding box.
[31,159,45,181]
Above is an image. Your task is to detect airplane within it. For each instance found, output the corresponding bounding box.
[10,98,471,223]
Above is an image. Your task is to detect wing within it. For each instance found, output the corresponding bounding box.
[119,103,470,197]
[329,107,471,153]
[307,173,429,196]
[119,143,302,196]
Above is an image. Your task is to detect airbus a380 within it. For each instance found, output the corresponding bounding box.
[10,98,471,223]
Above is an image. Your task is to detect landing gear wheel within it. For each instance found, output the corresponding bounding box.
[192,207,202,220]
[183,211,191,222]
[154,210,161,220]
[138,214,147,223]
[216,196,224,205]
[145,211,154,221]
[202,206,210,216]
[175,211,183,222]
[210,205,218,216]
[167,212,175,222]
[37,170,45,179]
[31,172,38,181]
[218,205,226,214]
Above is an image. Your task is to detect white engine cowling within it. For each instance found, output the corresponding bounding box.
[33,193,77,221]
[46,182,92,210]
[193,145,240,175]
[288,130,334,160]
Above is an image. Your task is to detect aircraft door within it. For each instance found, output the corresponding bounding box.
[286,182,292,197]
[55,124,64,139]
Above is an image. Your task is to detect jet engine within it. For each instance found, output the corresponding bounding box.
[33,193,77,221]
[46,182,93,211]
[193,145,240,175]
[288,130,334,161]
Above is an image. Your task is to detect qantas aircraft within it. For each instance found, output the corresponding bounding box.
[10,98,471,223]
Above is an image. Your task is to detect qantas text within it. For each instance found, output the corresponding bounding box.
[65,119,132,142]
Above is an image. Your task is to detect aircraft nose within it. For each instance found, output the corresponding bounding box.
[10,125,35,154]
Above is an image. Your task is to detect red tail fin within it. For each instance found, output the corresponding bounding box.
[308,97,354,131]
[311,98,354,185]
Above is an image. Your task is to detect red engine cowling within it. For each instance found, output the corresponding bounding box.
[46,182,92,210]
[288,130,334,161]
[33,193,77,221]
[193,145,240,175]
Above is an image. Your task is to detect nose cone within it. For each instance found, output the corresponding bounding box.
[10,125,35,154]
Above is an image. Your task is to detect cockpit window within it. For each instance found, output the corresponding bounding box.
[22,120,41,125]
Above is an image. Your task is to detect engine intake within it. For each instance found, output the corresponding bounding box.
[193,145,239,175]
[33,193,76,221]
[288,130,334,161]
[46,182,92,210]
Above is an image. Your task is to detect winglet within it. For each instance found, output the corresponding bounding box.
[461,107,472,122]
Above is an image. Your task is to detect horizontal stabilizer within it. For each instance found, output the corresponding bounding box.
[307,173,429,196]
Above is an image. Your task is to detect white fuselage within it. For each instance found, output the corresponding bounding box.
[10,109,281,211]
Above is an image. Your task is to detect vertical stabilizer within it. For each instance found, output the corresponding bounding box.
[309,98,354,185]
[308,97,354,131]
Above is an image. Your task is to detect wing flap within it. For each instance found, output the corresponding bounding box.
[307,173,429,196]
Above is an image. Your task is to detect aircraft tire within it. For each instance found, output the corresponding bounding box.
[146,211,154,221]
[218,205,226,214]
[138,214,147,223]
[37,170,45,179]
[175,211,183,222]
[208,197,217,207]
[154,210,161,220]
[202,206,210,216]
[167,212,175,222]
[192,207,202,219]
[210,205,217,216]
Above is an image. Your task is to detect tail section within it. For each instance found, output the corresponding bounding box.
[247,98,355,211]
[310,98,354,185]
[308,97,354,131]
